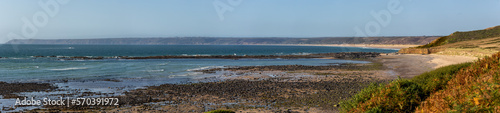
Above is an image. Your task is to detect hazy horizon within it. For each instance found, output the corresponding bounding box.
[1,0,499,43]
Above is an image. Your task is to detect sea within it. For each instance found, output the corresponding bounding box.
[0,44,397,89]
[0,44,397,111]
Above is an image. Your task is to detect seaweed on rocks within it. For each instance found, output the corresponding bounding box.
[0,82,57,99]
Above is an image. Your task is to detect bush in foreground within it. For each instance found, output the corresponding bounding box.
[416,52,500,112]
[340,62,472,112]
[340,79,425,112]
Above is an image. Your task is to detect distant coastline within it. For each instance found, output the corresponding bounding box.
[302,44,419,49]
[5,36,439,46]
[259,44,419,49]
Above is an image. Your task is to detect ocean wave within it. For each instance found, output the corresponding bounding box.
[157,63,169,66]
[145,69,165,72]
[169,74,189,77]
[3,57,30,60]
[48,67,88,71]
[185,66,224,71]
[180,54,211,56]
[291,52,312,55]
[169,72,202,77]
[37,47,74,50]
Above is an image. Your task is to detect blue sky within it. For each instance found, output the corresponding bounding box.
[1,0,499,43]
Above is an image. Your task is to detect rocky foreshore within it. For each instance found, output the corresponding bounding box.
[0,82,57,99]
[26,61,389,112]
[29,52,381,60]
[5,52,478,112]
[8,52,387,112]
[31,74,390,112]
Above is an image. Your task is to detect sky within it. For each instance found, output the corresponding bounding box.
[0,0,499,43]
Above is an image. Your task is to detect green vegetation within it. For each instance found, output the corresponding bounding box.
[411,62,472,92]
[340,62,472,112]
[417,26,500,48]
[339,83,384,112]
[342,52,500,112]
[416,52,500,112]
[417,36,449,48]
[401,26,500,56]
[205,109,235,113]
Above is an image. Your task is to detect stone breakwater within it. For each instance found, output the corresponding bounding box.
[29,52,381,60]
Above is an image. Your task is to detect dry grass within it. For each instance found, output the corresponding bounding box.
[417,26,500,48]
[416,52,500,112]
[340,52,493,112]
[433,37,500,57]
[339,62,472,112]
[405,26,500,56]
[435,48,498,58]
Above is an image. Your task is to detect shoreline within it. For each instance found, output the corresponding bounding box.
[377,53,477,78]
[5,58,391,112]
[2,51,480,112]
[30,52,382,60]
[251,44,420,49]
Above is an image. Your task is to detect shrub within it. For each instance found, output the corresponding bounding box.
[416,52,500,112]
[412,62,472,92]
[344,79,425,112]
[339,83,382,112]
[417,26,500,48]
[340,63,472,113]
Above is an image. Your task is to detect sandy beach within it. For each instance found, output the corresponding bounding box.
[378,53,477,79]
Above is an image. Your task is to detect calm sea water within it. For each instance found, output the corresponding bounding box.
[0,44,397,83]
[0,44,398,111]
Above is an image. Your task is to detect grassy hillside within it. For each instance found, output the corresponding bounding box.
[340,52,500,112]
[417,26,500,48]
[399,26,500,57]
